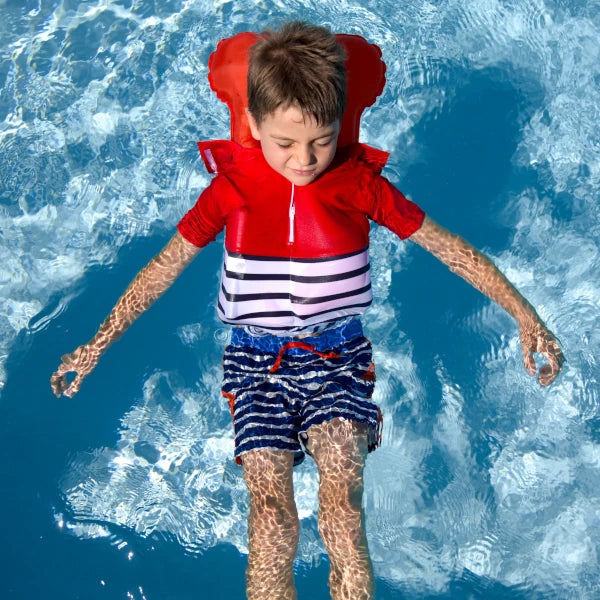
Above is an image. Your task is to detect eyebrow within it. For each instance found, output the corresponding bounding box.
[270,131,336,142]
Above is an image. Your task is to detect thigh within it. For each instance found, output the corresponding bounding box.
[297,332,381,454]
[305,418,369,480]
[242,448,296,507]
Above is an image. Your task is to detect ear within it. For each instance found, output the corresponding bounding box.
[245,109,261,141]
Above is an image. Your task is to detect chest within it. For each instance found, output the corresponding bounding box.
[223,180,370,258]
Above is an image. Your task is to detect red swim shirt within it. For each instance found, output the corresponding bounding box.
[177,140,425,334]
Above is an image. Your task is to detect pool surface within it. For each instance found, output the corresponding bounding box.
[1,1,599,598]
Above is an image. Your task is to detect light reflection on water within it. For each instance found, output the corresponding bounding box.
[1,0,600,598]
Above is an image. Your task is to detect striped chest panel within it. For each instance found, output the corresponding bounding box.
[217,247,372,333]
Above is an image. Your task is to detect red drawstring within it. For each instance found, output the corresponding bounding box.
[269,341,340,373]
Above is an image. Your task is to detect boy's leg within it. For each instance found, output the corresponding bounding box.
[242,448,299,600]
[305,417,374,600]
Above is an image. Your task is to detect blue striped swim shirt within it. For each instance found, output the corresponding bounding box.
[221,318,382,465]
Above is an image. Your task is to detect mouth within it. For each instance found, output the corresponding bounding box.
[290,168,317,177]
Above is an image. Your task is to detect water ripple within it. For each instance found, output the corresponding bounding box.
[2,0,600,597]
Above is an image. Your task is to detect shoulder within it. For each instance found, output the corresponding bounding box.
[334,143,390,175]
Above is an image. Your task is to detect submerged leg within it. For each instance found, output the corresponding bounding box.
[306,418,374,600]
[242,449,299,600]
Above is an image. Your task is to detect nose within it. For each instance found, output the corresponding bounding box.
[296,144,315,166]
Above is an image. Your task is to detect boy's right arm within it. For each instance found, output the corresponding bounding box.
[50,231,201,398]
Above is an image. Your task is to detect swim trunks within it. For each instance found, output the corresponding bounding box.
[221,318,382,465]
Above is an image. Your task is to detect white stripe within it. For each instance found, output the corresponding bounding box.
[219,288,372,319]
[303,391,373,412]
[236,420,296,439]
[232,399,281,416]
[223,249,370,277]
[237,434,299,447]
[221,270,370,299]
[222,351,273,364]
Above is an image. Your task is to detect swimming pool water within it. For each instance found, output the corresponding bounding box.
[1,1,599,598]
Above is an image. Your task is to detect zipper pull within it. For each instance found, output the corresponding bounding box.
[288,184,295,245]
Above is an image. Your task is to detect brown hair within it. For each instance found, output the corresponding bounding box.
[247,21,347,126]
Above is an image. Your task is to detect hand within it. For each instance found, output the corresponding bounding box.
[520,320,565,386]
[50,344,101,398]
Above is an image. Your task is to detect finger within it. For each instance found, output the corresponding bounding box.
[51,371,70,396]
[553,346,566,369]
[55,363,71,377]
[50,373,63,398]
[520,333,537,375]
[538,363,557,387]
[65,374,83,398]
[537,350,564,387]
[523,351,536,377]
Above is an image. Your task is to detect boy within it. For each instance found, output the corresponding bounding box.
[51,22,564,600]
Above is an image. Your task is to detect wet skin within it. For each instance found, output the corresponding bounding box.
[51,173,564,600]
[50,219,564,398]
[247,105,340,187]
[50,232,200,398]
[243,419,372,600]
[410,216,565,386]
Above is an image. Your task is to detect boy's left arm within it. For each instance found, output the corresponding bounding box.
[409,216,565,386]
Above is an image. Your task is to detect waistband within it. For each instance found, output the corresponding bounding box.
[230,317,364,354]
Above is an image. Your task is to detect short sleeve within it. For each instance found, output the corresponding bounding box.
[369,176,425,239]
[177,179,226,248]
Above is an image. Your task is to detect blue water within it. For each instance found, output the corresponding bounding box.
[1,1,600,599]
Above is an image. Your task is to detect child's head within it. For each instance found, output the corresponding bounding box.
[246,22,346,185]
[247,21,347,128]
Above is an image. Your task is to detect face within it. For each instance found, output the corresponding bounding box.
[247,105,340,186]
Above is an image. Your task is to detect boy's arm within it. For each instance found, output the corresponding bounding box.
[409,216,564,386]
[50,231,201,398]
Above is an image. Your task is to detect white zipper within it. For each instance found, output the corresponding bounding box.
[288,183,296,245]
[204,149,218,173]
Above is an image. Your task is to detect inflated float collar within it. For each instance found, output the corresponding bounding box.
[207,31,386,148]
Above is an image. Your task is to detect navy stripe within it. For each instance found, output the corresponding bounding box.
[236,421,298,438]
[217,300,372,322]
[223,263,369,283]
[234,403,294,421]
[303,398,375,418]
[225,246,369,262]
[220,283,372,305]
